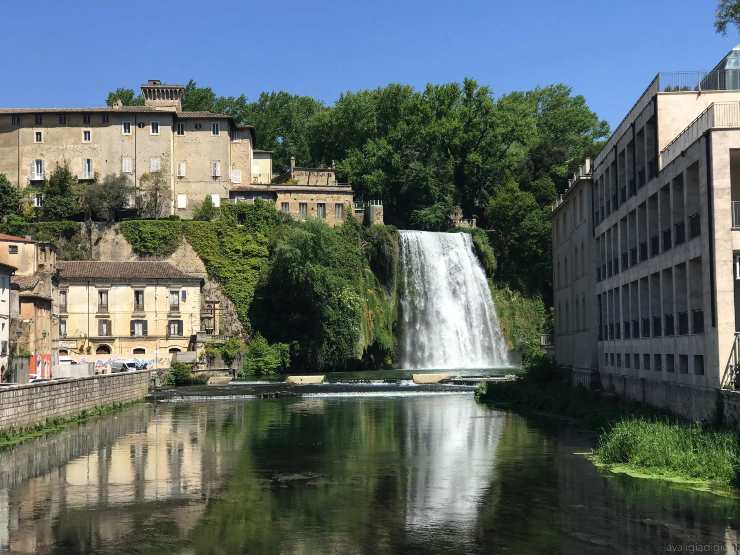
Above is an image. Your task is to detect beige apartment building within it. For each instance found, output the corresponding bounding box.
[0,80,260,218]
[0,262,15,381]
[56,261,202,371]
[553,45,740,419]
[0,233,58,381]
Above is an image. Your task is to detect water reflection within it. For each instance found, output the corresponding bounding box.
[0,395,738,554]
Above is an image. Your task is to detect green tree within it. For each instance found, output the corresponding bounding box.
[106,88,144,106]
[82,174,133,222]
[240,334,289,376]
[192,195,218,221]
[181,79,217,112]
[0,174,24,222]
[485,180,551,296]
[137,172,171,219]
[40,163,82,221]
[716,0,740,33]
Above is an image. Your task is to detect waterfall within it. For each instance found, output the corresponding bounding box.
[399,231,511,370]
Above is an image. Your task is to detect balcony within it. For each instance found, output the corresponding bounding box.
[97,304,109,314]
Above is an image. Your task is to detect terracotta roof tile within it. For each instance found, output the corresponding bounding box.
[58,261,196,281]
[0,233,34,243]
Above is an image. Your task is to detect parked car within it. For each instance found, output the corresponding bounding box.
[111,361,146,373]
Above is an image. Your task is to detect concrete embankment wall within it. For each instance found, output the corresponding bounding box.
[0,371,151,431]
[575,369,740,427]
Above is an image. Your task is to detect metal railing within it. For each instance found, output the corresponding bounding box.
[721,333,740,389]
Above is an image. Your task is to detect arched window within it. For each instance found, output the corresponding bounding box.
[168,347,181,354]
[132,348,146,355]
[95,344,111,355]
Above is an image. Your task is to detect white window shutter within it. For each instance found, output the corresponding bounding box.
[231,169,241,184]
[30,161,35,180]
[211,194,221,208]
[177,194,187,209]
[178,161,186,177]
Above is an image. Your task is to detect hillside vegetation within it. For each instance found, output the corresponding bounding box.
[118,202,399,371]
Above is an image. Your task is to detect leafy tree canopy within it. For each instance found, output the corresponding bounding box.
[716,0,740,33]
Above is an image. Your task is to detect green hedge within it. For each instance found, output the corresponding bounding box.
[119,220,183,257]
[490,285,548,360]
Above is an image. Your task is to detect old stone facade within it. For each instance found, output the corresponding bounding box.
[0,262,14,380]
[0,80,263,218]
[553,45,740,419]
[57,261,202,371]
[230,159,356,226]
[0,234,58,382]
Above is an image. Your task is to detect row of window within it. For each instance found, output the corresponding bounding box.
[59,289,186,314]
[597,256,705,341]
[603,352,704,375]
[59,318,185,338]
[596,164,701,282]
[13,113,110,126]
[554,187,588,244]
[279,201,345,220]
[594,116,658,226]
[29,158,231,181]
[20,117,221,137]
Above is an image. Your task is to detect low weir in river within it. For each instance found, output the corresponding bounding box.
[398,230,511,370]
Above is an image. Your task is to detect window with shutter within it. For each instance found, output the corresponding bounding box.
[122,121,131,135]
[82,158,93,179]
[177,161,187,177]
[211,160,221,177]
[150,158,161,172]
[211,194,221,208]
[122,157,132,173]
[150,121,160,135]
[177,194,187,209]
[231,169,241,184]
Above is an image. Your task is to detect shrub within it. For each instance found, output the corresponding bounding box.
[240,334,290,376]
[119,220,183,257]
[490,285,548,361]
[163,362,207,386]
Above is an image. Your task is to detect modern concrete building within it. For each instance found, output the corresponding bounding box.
[56,261,202,371]
[553,45,740,419]
[0,80,261,218]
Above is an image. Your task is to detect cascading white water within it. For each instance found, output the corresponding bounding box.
[399,230,511,369]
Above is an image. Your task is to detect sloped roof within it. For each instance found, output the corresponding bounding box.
[0,233,34,243]
[58,261,197,281]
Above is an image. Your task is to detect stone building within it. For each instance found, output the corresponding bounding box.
[230,157,356,226]
[553,45,740,420]
[56,261,202,371]
[0,233,58,381]
[0,262,15,381]
[0,80,263,218]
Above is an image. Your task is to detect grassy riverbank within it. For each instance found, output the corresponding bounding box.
[476,356,740,490]
[0,400,138,449]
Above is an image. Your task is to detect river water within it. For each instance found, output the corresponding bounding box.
[0,394,738,554]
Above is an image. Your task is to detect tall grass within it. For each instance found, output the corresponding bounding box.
[594,418,740,486]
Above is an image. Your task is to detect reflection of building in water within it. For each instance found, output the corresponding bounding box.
[0,403,244,554]
[402,395,503,530]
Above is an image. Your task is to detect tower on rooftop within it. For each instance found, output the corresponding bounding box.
[140,80,185,111]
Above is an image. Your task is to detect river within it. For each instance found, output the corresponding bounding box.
[0,393,738,554]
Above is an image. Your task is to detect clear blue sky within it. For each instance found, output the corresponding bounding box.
[1,0,737,130]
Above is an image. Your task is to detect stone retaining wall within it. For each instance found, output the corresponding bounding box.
[575,370,740,428]
[0,370,151,431]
